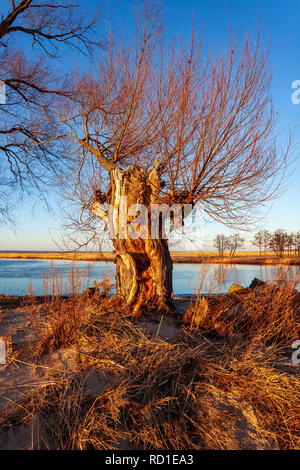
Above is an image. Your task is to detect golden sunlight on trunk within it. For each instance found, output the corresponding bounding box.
[92,165,174,316]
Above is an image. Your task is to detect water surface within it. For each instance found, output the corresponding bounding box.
[0,258,298,296]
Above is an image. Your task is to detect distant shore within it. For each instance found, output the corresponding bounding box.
[1,251,300,265]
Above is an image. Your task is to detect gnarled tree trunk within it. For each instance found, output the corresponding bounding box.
[92,165,174,315]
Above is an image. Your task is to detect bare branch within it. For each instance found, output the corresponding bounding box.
[59,6,288,234]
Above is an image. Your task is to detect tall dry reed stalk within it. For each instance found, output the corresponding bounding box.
[25,262,113,358]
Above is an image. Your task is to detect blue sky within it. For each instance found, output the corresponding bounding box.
[1,0,300,251]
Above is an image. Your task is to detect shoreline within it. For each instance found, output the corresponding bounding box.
[0,251,300,266]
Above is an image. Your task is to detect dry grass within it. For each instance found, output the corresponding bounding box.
[1,251,300,265]
[0,372,128,450]
[184,270,300,346]
[1,310,299,449]
[0,268,299,450]
[0,252,114,261]
[24,265,113,359]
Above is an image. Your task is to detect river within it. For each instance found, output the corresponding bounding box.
[0,258,299,296]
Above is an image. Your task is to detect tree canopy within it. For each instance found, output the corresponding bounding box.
[52,1,288,250]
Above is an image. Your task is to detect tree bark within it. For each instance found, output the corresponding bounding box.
[92,165,174,315]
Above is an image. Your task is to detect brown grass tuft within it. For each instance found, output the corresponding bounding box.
[24,264,114,359]
[184,273,300,346]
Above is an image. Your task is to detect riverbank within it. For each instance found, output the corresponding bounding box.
[1,251,300,265]
[0,280,299,450]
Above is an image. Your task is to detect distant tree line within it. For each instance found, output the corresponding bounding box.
[253,229,300,258]
[214,230,300,258]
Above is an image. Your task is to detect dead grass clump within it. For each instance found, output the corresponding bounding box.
[64,314,299,450]
[240,282,300,344]
[0,373,128,450]
[120,335,299,450]
[1,314,299,450]
[184,279,300,345]
[198,341,300,449]
[25,265,114,359]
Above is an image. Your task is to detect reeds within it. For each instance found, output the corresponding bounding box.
[184,267,300,346]
[25,263,113,358]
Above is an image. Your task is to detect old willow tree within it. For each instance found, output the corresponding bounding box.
[56,3,287,314]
